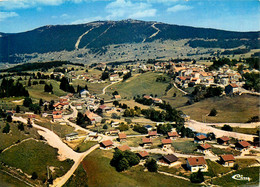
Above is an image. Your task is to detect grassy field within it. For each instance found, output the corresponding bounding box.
[206,160,231,177]
[0,139,73,181]
[106,72,170,99]
[74,141,98,153]
[27,79,67,101]
[211,147,241,156]
[179,95,260,123]
[232,127,259,135]
[64,163,88,187]
[0,170,29,187]
[171,139,200,155]
[34,118,76,138]
[82,149,195,187]
[235,159,259,169]
[212,167,259,186]
[0,120,41,150]
[162,87,190,108]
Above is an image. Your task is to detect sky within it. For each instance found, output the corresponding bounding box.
[0,0,259,33]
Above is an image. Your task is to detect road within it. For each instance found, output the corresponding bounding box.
[186,120,256,141]
[12,116,100,187]
[202,121,260,128]
[12,116,81,161]
[52,144,99,187]
[100,80,121,95]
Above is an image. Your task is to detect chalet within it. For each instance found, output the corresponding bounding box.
[88,132,98,140]
[194,134,207,143]
[80,89,89,98]
[53,102,69,110]
[225,84,239,95]
[108,129,120,135]
[137,151,149,159]
[98,105,112,113]
[197,143,211,154]
[219,154,235,167]
[118,133,127,142]
[168,131,179,139]
[59,98,68,103]
[161,139,172,149]
[142,138,152,147]
[113,95,121,100]
[110,74,120,82]
[186,157,208,172]
[144,125,153,131]
[84,110,102,124]
[53,110,62,115]
[143,95,151,100]
[53,115,63,122]
[158,154,178,167]
[65,132,78,141]
[100,140,114,150]
[217,136,230,145]
[117,145,131,152]
[235,141,251,151]
[148,130,157,137]
[152,98,163,104]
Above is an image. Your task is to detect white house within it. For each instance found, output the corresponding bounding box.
[186,157,208,172]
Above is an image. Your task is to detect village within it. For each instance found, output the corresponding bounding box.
[1,58,259,187]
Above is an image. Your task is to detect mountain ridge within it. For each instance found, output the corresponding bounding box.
[0,19,259,63]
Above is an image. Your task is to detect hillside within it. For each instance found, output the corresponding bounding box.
[0,19,259,63]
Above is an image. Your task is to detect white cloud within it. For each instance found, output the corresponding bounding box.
[71,16,104,24]
[106,0,156,20]
[0,0,84,10]
[0,11,18,21]
[167,4,192,12]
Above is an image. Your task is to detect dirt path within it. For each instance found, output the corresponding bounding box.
[186,120,256,141]
[173,82,188,95]
[52,144,99,187]
[158,171,190,181]
[12,116,81,161]
[99,80,121,95]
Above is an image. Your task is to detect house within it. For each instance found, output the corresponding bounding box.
[194,134,207,143]
[225,84,239,95]
[113,95,121,100]
[118,133,127,142]
[110,74,120,81]
[65,132,78,141]
[181,114,190,121]
[88,132,98,140]
[235,141,251,151]
[98,105,112,113]
[142,138,152,147]
[197,143,211,154]
[117,145,131,152]
[158,154,178,167]
[219,154,235,167]
[137,151,149,159]
[144,125,153,131]
[100,140,114,150]
[152,98,163,104]
[168,131,179,139]
[53,115,63,122]
[53,110,62,115]
[108,129,120,135]
[217,136,230,145]
[186,157,208,172]
[80,89,90,98]
[84,110,102,124]
[148,130,157,137]
[161,139,172,149]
